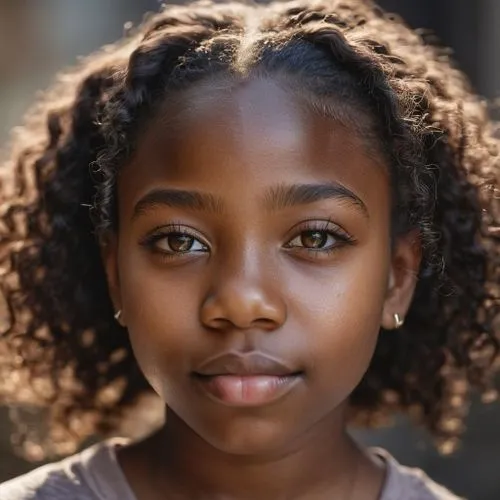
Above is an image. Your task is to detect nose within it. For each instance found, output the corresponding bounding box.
[200,257,286,332]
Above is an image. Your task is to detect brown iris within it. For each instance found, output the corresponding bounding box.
[300,230,328,249]
[168,233,195,252]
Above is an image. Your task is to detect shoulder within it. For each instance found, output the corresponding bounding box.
[373,448,464,500]
[0,438,130,500]
[0,459,93,500]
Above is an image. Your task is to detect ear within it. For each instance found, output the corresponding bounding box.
[100,233,125,326]
[381,230,422,330]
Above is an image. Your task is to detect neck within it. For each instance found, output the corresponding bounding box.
[123,407,380,500]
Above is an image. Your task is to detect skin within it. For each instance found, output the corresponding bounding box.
[103,77,421,499]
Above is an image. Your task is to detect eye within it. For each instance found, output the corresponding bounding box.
[286,230,339,250]
[140,225,209,257]
[156,233,207,254]
[283,220,355,258]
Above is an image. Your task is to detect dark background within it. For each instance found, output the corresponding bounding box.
[0,1,499,498]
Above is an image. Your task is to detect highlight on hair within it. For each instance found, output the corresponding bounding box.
[0,0,499,459]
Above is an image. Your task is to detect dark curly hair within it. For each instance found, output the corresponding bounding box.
[1,0,499,460]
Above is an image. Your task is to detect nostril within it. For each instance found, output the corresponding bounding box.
[253,317,281,331]
[203,317,233,331]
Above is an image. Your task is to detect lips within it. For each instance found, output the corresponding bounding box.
[193,352,303,407]
[195,351,298,377]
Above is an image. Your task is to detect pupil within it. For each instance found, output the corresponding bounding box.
[169,234,193,252]
[301,231,326,248]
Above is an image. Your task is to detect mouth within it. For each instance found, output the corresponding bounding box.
[192,351,304,407]
[193,373,304,407]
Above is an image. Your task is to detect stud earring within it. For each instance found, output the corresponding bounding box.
[394,313,404,329]
[114,310,122,321]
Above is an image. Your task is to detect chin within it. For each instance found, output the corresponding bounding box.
[198,415,298,457]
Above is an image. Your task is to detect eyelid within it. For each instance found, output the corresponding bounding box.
[139,223,211,249]
[285,218,354,242]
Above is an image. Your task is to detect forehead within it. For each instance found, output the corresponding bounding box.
[153,76,379,146]
[121,77,389,212]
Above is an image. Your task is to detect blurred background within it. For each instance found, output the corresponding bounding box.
[0,1,499,499]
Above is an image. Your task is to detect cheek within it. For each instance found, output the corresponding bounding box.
[117,251,202,394]
[290,245,389,395]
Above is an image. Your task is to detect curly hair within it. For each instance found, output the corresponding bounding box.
[0,0,499,460]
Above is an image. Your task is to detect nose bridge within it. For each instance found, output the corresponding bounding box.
[200,242,285,330]
[220,241,269,286]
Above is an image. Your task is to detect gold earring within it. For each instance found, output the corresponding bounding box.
[114,310,122,321]
[394,313,404,329]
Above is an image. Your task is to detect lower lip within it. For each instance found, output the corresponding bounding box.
[194,374,302,407]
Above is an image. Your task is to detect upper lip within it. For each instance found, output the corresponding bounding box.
[194,351,298,377]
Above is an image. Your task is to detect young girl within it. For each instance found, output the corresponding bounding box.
[0,0,499,498]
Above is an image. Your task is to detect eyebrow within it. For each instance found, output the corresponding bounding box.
[132,182,368,219]
[264,182,368,217]
[133,188,225,219]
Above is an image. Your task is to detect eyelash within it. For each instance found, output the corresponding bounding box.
[140,220,355,260]
[284,219,355,257]
[140,224,210,259]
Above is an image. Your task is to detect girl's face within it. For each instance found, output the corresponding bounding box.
[105,78,419,455]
